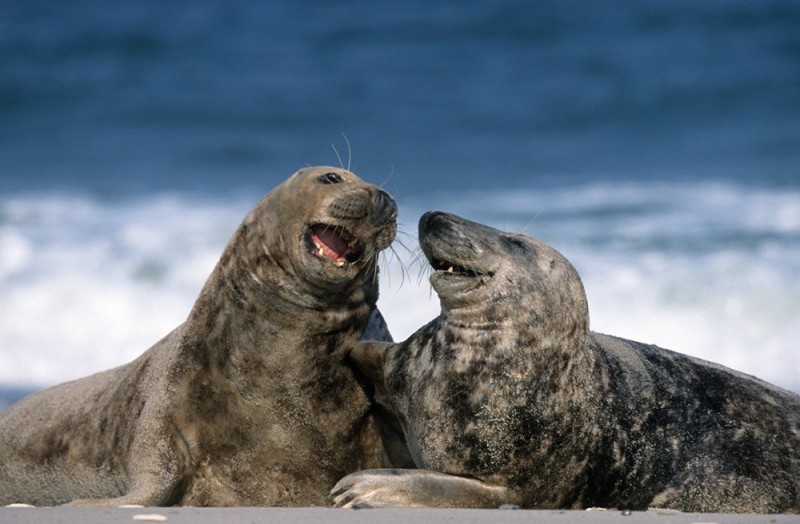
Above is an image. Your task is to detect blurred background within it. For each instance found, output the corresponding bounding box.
[1,0,799,407]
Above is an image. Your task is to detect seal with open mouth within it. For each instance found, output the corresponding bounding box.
[0,166,399,507]
[332,211,800,513]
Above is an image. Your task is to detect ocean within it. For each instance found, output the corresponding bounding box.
[1,0,799,408]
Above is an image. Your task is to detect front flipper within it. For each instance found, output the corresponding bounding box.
[330,469,517,509]
[354,310,394,398]
[354,312,413,468]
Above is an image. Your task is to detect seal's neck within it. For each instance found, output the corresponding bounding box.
[440,301,594,377]
[176,214,379,400]
[178,263,372,408]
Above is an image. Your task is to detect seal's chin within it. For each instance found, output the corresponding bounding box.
[306,223,363,267]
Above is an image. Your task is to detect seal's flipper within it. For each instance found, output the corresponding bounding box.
[348,340,392,386]
[352,316,412,468]
[330,469,517,509]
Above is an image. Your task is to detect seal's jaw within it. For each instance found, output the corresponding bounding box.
[427,252,495,300]
[424,242,496,304]
[429,256,486,279]
[306,223,363,267]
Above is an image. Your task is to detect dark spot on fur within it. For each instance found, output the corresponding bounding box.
[387,349,411,397]
[458,432,495,473]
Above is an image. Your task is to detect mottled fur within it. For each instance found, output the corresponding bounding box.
[0,167,398,507]
[332,211,800,513]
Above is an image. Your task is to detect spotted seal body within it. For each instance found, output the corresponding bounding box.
[0,167,399,507]
[332,211,800,513]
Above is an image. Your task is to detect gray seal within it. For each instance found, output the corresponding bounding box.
[0,167,399,507]
[332,211,800,513]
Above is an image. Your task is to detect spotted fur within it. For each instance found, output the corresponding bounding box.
[0,167,398,507]
[332,211,800,513]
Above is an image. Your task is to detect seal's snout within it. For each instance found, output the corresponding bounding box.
[328,187,396,224]
[418,211,448,234]
[418,211,496,284]
[418,211,469,249]
[370,189,397,226]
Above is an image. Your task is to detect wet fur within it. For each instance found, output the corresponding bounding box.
[0,167,399,507]
[333,211,800,513]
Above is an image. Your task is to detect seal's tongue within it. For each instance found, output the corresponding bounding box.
[310,224,360,263]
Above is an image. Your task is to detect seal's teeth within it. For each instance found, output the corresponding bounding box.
[334,259,345,267]
[317,246,325,257]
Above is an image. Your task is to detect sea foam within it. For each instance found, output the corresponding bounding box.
[1,180,798,393]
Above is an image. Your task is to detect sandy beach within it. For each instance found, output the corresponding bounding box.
[2,507,799,524]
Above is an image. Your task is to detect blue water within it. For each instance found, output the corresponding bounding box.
[3,0,799,195]
[1,0,799,403]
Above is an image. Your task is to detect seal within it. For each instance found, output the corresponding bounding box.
[0,166,399,507]
[332,211,800,513]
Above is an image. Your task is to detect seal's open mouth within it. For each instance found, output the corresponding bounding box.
[306,223,363,267]
[429,257,485,278]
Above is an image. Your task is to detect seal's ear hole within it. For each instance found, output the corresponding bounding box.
[317,172,344,185]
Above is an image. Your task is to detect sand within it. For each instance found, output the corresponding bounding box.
[1,507,798,524]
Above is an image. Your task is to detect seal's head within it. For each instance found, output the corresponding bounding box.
[229,167,397,306]
[419,211,588,342]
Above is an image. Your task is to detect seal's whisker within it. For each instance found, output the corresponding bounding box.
[340,132,352,172]
[426,273,435,299]
[409,248,428,272]
[378,164,395,190]
[369,257,381,289]
[518,211,542,235]
[394,229,418,247]
[415,254,432,287]
[379,250,397,290]
[332,142,345,170]
[382,244,403,269]
[330,132,353,173]
[390,234,417,258]
[389,244,412,288]
[378,251,391,288]
[378,235,413,290]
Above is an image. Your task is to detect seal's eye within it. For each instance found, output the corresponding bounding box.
[317,173,344,185]
[504,236,528,252]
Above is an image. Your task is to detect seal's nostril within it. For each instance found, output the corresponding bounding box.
[373,190,397,222]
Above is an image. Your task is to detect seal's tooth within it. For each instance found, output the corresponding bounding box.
[335,259,345,267]
[448,266,454,273]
